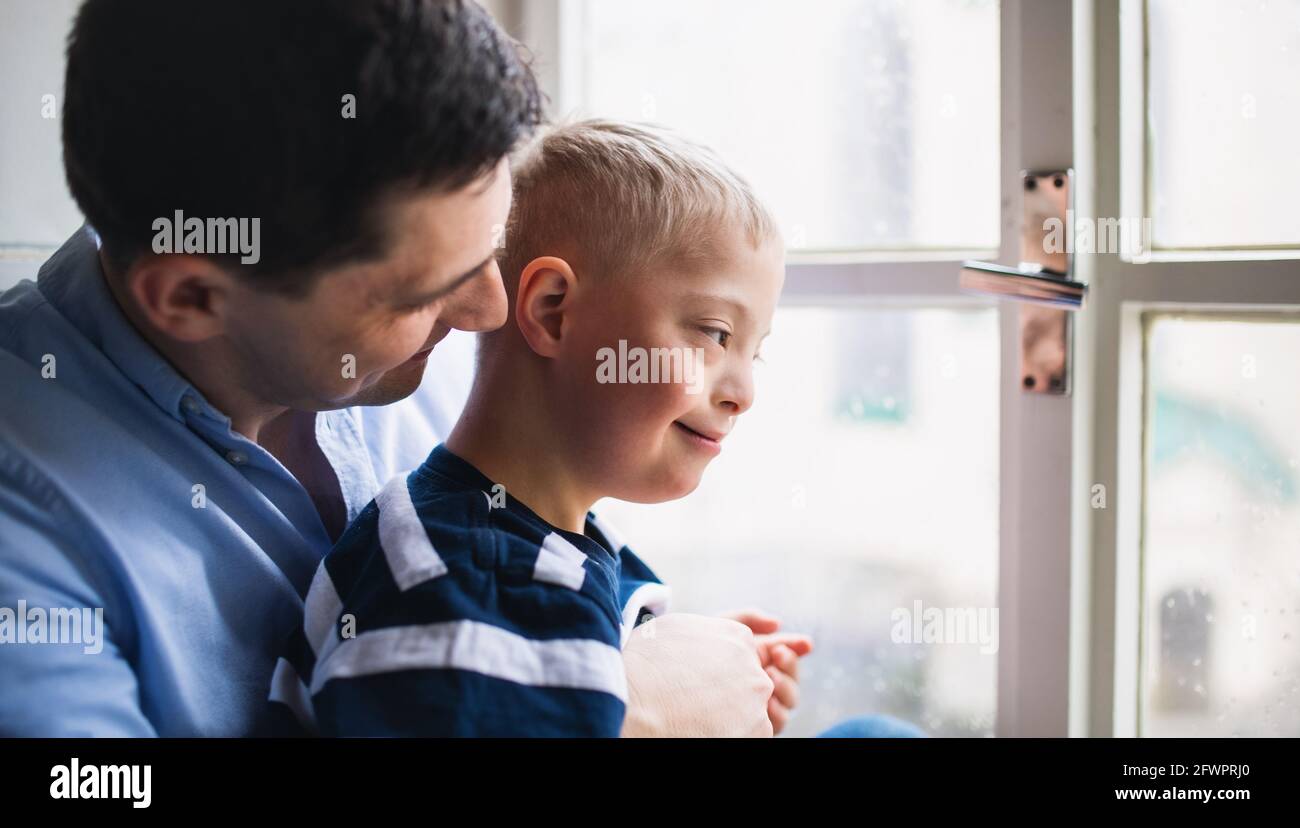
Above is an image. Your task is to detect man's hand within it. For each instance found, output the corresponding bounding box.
[621,613,775,737]
[722,609,814,735]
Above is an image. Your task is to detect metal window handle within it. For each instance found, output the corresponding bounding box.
[960,169,1088,395]
[958,260,1087,310]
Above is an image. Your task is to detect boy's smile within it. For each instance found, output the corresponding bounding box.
[672,420,726,455]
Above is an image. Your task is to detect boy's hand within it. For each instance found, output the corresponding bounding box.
[721,609,814,735]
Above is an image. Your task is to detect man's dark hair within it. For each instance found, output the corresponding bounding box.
[63,0,542,293]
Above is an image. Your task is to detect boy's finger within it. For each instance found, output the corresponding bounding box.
[772,644,799,678]
[768,666,799,710]
[754,632,813,657]
[721,608,782,634]
[768,695,790,735]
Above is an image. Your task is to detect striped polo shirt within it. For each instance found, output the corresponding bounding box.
[269,444,670,737]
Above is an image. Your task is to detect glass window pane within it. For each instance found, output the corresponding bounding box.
[1147,0,1300,249]
[596,306,1000,737]
[0,0,84,247]
[1142,317,1300,736]
[571,0,1000,253]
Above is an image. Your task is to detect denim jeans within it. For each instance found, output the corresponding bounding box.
[816,714,928,738]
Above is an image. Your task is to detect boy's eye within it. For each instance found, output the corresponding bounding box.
[703,327,732,348]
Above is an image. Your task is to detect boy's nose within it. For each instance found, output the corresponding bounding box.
[713,367,755,416]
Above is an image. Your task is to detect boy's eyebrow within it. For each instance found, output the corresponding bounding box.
[401,253,495,305]
[683,292,772,340]
[680,291,755,320]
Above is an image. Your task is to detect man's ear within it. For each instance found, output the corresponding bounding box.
[123,255,236,343]
[515,256,577,358]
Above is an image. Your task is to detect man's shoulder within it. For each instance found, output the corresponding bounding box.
[0,276,61,387]
[0,266,145,459]
[0,348,126,488]
[0,276,48,346]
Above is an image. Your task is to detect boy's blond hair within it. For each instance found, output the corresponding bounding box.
[498,119,779,288]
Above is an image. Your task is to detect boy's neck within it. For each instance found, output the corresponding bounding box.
[444,360,596,534]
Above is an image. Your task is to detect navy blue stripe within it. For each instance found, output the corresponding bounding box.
[313,667,626,737]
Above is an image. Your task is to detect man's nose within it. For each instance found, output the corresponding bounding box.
[441,261,509,333]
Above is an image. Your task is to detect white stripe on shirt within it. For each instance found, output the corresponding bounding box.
[619,582,672,648]
[304,561,344,659]
[376,474,448,591]
[269,657,319,734]
[308,619,628,701]
[532,532,587,591]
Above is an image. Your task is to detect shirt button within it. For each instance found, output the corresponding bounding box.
[181,396,201,414]
[225,450,248,466]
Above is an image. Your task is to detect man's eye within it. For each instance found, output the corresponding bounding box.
[398,299,436,314]
[703,327,731,348]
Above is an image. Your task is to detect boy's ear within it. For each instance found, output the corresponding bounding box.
[515,256,577,358]
[123,254,235,343]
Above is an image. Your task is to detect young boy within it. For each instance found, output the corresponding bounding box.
[270,120,789,736]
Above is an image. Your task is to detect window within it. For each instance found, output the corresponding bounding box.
[0,0,83,250]
[1093,1,1300,737]
[1140,316,1300,736]
[1145,0,1300,250]
[564,0,1000,253]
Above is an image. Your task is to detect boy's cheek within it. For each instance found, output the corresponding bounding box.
[586,384,693,458]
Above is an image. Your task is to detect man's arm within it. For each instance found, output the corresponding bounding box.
[620,613,775,738]
[0,484,156,736]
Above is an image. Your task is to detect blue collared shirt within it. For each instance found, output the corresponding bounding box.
[0,227,460,735]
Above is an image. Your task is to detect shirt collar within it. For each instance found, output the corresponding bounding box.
[38,226,219,424]
[418,444,616,558]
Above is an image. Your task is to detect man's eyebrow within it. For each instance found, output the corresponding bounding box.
[402,253,494,305]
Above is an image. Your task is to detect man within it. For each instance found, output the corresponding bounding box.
[0,0,798,736]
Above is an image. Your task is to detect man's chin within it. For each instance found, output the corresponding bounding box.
[343,360,428,407]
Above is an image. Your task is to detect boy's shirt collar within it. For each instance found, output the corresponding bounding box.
[416,443,620,561]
